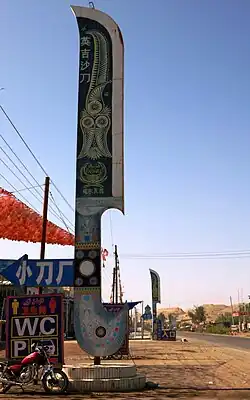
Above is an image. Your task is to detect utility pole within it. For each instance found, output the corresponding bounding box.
[40,177,50,260]
[26,176,50,296]
[114,245,118,303]
[141,301,144,339]
[238,289,241,332]
[111,245,121,304]
[230,296,234,325]
[39,176,50,294]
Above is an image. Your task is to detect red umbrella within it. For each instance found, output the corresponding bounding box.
[0,187,74,245]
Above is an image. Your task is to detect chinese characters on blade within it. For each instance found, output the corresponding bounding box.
[80,32,91,84]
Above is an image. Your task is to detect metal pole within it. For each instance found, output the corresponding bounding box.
[40,176,50,259]
[112,267,115,304]
[66,297,69,339]
[141,301,144,339]
[26,176,50,296]
[114,245,118,303]
[230,296,234,325]
[39,176,50,294]
[238,289,241,332]
[134,307,137,335]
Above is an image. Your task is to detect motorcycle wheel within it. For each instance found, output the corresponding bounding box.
[42,369,69,394]
[0,373,11,394]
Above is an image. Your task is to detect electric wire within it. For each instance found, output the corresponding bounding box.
[119,251,250,260]
[0,105,74,213]
[0,150,73,228]
[0,171,40,214]
[0,156,46,207]
[0,132,74,229]
[109,212,114,250]
[11,184,44,194]
[0,144,44,201]
[49,191,74,234]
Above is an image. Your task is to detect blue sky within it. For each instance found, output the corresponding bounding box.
[1,0,250,310]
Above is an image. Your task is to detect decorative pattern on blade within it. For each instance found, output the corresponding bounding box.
[71,5,126,357]
[74,291,128,356]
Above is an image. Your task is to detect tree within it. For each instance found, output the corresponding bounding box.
[215,312,234,327]
[188,305,206,324]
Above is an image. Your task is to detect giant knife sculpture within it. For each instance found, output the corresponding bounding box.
[71,5,128,357]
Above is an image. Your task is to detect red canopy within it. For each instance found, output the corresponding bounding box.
[0,187,74,245]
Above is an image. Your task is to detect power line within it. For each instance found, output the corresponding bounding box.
[49,191,74,233]
[0,150,73,228]
[10,184,44,194]
[0,133,74,229]
[0,156,45,206]
[0,105,74,213]
[0,171,74,240]
[0,171,40,214]
[0,143,45,202]
[109,212,114,250]
[0,133,44,194]
[119,251,250,260]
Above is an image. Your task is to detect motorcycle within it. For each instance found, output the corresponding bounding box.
[0,341,69,394]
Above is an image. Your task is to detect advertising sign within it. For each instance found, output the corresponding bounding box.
[103,303,129,355]
[0,255,73,287]
[160,329,177,341]
[142,305,152,320]
[6,294,64,364]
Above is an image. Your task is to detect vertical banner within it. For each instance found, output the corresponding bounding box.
[71,5,128,357]
[5,294,64,364]
[149,269,161,340]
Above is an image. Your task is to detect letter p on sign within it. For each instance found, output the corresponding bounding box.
[14,341,26,357]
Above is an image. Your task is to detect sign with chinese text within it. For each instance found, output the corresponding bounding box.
[160,329,176,341]
[0,255,73,287]
[6,294,64,364]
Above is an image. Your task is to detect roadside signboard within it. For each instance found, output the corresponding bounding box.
[6,294,64,364]
[0,255,73,287]
[160,329,176,341]
[142,304,152,320]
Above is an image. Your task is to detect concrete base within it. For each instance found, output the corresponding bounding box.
[63,363,146,392]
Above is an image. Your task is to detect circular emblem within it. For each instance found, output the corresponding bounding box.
[87,100,103,116]
[89,277,98,285]
[75,278,83,286]
[79,260,95,277]
[95,326,106,338]
[76,251,84,259]
[80,162,107,186]
[88,250,97,259]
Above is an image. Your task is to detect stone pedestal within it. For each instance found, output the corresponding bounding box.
[63,363,146,392]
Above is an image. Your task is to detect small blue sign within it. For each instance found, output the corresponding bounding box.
[142,312,152,320]
[0,255,74,287]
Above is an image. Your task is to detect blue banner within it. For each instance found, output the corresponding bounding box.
[0,256,74,287]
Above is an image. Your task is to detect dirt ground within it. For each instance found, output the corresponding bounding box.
[1,338,250,399]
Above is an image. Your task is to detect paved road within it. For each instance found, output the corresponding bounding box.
[178,331,250,351]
